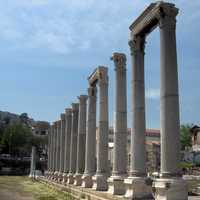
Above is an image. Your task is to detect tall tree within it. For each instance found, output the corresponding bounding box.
[180,124,192,150]
[1,123,32,156]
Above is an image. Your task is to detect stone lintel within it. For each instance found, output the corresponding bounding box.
[88,66,108,86]
[129,1,178,36]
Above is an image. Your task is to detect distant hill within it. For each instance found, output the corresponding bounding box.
[0,111,49,129]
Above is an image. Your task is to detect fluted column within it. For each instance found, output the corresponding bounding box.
[108,53,127,195]
[58,113,66,181]
[68,103,79,184]
[74,95,88,186]
[62,108,72,183]
[82,87,97,188]
[93,67,109,191]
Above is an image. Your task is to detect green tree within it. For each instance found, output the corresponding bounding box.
[180,124,192,150]
[1,122,32,156]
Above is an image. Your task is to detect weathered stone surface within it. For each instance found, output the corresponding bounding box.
[108,53,127,195]
[74,95,88,186]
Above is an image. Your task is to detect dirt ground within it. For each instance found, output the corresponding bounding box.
[0,176,34,200]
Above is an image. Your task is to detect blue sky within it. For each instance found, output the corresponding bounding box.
[0,0,199,128]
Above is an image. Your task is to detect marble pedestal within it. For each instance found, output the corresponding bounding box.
[92,174,108,191]
[108,175,126,195]
[82,174,93,188]
[153,178,188,200]
[124,177,152,199]
[53,171,59,181]
[68,174,75,184]
[74,174,83,186]
[57,172,63,182]
[62,173,68,184]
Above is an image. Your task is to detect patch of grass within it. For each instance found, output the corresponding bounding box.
[0,176,75,200]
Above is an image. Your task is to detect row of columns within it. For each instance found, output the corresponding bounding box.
[46,2,187,198]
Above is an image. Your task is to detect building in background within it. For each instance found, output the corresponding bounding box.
[107,128,160,173]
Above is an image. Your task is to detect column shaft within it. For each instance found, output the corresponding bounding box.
[53,122,57,173]
[130,36,146,177]
[64,109,72,174]
[59,114,66,175]
[76,95,88,173]
[160,15,180,177]
[82,87,97,188]
[112,53,127,176]
[97,73,109,175]
[56,121,61,173]
[69,103,79,174]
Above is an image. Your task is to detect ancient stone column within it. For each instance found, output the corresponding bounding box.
[52,122,57,179]
[58,113,66,181]
[62,108,72,183]
[53,121,58,179]
[153,6,187,200]
[29,146,36,178]
[93,67,109,191]
[74,95,88,186]
[55,120,61,180]
[50,124,55,178]
[47,125,52,178]
[68,103,79,184]
[108,53,127,195]
[124,36,151,199]
[82,87,97,188]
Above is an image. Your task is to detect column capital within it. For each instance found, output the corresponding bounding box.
[72,103,79,111]
[60,113,65,121]
[88,86,97,97]
[65,108,72,115]
[156,4,178,29]
[129,35,145,55]
[53,121,57,127]
[98,66,108,85]
[111,52,126,71]
[78,95,88,103]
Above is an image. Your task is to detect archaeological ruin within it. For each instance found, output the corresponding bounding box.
[43,2,188,200]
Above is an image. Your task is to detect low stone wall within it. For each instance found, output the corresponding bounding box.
[39,177,128,200]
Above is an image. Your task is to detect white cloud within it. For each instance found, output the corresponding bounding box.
[146,88,160,100]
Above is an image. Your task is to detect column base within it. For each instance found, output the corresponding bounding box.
[67,173,75,184]
[74,173,83,186]
[62,173,68,184]
[92,174,108,191]
[107,175,126,195]
[82,174,93,188]
[53,171,59,181]
[57,172,63,182]
[124,176,153,199]
[152,178,188,200]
